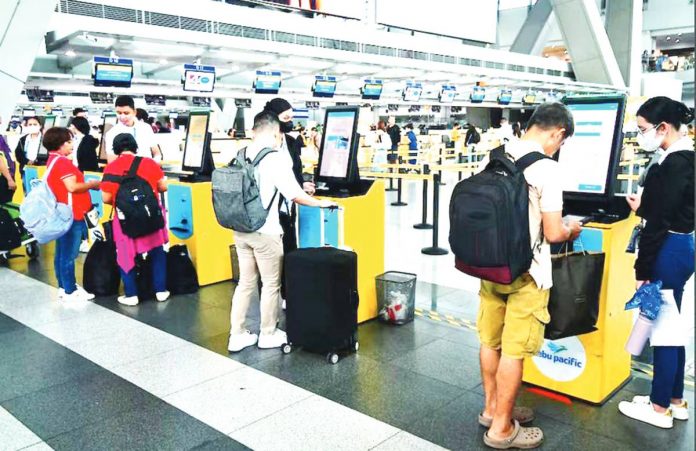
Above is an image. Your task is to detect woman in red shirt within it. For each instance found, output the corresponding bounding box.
[101,133,169,306]
[44,127,100,302]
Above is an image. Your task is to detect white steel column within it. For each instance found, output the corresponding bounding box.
[0,0,58,123]
[605,0,643,95]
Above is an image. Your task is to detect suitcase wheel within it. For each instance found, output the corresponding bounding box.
[282,343,293,355]
[26,242,39,260]
[326,353,339,365]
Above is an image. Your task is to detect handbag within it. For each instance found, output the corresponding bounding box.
[650,290,689,347]
[545,242,606,340]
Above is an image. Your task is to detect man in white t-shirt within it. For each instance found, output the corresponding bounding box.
[104,95,161,163]
[228,111,336,353]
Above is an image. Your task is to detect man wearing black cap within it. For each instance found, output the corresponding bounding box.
[263,98,316,306]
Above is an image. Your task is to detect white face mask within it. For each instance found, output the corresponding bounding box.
[637,126,665,152]
[25,125,40,135]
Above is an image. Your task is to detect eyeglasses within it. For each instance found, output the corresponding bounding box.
[638,123,663,136]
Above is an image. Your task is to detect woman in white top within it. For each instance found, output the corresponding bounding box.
[14,117,43,173]
[369,120,392,171]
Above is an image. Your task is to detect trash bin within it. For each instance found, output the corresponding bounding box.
[376,271,417,325]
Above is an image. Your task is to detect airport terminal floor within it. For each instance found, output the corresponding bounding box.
[1,175,693,451]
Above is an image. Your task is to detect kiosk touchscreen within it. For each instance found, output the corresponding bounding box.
[98,114,118,163]
[181,111,214,181]
[315,106,371,196]
[557,95,629,222]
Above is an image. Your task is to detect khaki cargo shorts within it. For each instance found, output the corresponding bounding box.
[477,274,550,360]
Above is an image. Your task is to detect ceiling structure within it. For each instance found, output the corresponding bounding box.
[20,0,625,113]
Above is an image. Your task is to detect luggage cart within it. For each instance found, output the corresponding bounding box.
[0,203,40,265]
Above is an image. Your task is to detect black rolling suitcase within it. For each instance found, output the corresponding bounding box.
[283,209,359,364]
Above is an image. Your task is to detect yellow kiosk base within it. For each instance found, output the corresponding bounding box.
[166,180,234,286]
[319,181,385,324]
[523,216,639,404]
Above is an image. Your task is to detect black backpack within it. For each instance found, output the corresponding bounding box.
[104,157,164,238]
[0,208,22,251]
[166,244,199,295]
[82,227,120,296]
[449,146,550,285]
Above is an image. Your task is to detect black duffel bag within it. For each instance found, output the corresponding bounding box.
[166,244,199,295]
[545,247,605,340]
[82,224,121,296]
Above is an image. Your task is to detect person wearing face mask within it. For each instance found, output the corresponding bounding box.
[15,117,44,173]
[227,111,336,352]
[263,98,316,307]
[43,127,100,302]
[70,117,99,172]
[619,97,695,429]
[104,95,161,164]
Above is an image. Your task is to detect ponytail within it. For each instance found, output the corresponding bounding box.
[637,96,695,129]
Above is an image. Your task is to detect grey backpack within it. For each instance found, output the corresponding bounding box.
[212,147,278,233]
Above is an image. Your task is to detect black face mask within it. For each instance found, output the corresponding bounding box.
[280,120,294,134]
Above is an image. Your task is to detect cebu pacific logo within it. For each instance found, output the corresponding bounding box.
[532,337,586,382]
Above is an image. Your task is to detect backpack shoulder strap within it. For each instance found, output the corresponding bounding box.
[515,151,550,172]
[251,147,278,167]
[128,156,143,177]
[43,155,63,181]
[487,145,516,173]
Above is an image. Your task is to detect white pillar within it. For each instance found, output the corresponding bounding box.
[0,0,58,123]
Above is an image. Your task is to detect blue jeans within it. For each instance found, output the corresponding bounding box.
[54,221,86,294]
[120,245,167,297]
[650,232,695,408]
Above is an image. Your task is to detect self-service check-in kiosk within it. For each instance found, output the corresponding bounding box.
[298,106,385,323]
[165,111,234,286]
[523,95,639,404]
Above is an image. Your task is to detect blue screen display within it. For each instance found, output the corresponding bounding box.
[470,87,485,103]
[498,90,512,105]
[362,82,383,99]
[313,78,337,97]
[255,71,282,93]
[95,64,132,83]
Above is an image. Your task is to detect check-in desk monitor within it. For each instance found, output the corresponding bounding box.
[315,106,371,197]
[557,95,629,223]
[180,111,214,181]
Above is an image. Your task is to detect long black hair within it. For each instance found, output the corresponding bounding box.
[637,96,695,130]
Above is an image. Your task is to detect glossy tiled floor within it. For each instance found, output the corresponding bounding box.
[1,175,694,450]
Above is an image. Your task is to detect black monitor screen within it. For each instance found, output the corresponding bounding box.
[182,112,211,172]
[317,106,359,181]
[94,62,133,88]
[557,95,626,200]
[255,71,282,94]
[362,81,383,100]
[145,95,167,106]
[498,90,512,105]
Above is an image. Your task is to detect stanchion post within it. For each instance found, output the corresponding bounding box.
[386,150,397,192]
[391,163,407,207]
[437,151,446,186]
[421,173,449,255]
[414,165,433,230]
[458,153,464,181]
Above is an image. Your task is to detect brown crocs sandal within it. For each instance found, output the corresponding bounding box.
[483,420,544,449]
[479,406,536,428]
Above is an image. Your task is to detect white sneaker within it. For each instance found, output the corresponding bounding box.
[155,291,170,302]
[258,329,287,349]
[60,289,90,303]
[619,400,674,429]
[75,285,95,301]
[228,330,258,352]
[633,395,689,421]
[117,295,139,306]
[79,240,90,253]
